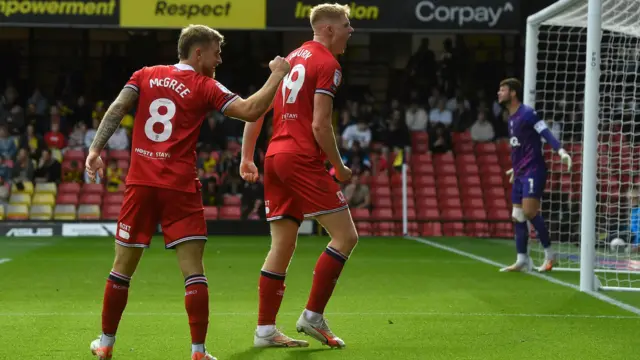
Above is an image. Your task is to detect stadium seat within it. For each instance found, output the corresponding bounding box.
[109,149,130,161]
[457,163,479,175]
[440,197,462,210]
[11,181,34,195]
[79,193,102,205]
[391,186,414,198]
[461,185,483,199]
[32,193,55,206]
[463,197,485,210]
[54,204,77,220]
[392,207,416,220]
[438,163,457,176]
[82,183,104,194]
[9,193,31,205]
[351,208,371,220]
[29,204,53,220]
[59,182,81,194]
[454,141,474,154]
[436,175,458,187]
[442,222,465,236]
[417,208,440,220]
[117,159,130,171]
[452,131,472,143]
[102,205,122,220]
[414,175,435,187]
[488,208,510,221]
[484,164,502,175]
[484,187,506,200]
[372,186,391,197]
[456,153,476,163]
[413,142,429,153]
[223,196,242,206]
[416,196,437,209]
[411,153,432,164]
[63,149,85,161]
[6,204,29,220]
[475,142,497,154]
[487,198,508,211]
[411,131,428,144]
[477,154,499,165]
[371,175,390,187]
[103,193,124,205]
[466,222,490,237]
[481,175,504,187]
[391,173,412,186]
[356,221,373,236]
[203,206,218,220]
[415,186,436,198]
[437,186,460,199]
[56,193,79,205]
[432,152,454,164]
[0,204,4,220]
[442,208,463,220]
[219,206,241,219]
[412,163,434,175]
[460,175,481,188]
[35,182,57,195]
[420,222,443,236]
[78,204,101,220]
[372,196,392,208]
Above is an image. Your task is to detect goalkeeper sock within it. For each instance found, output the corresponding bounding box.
[531,213,552,250]
[514,222,529,260]
[102,270,131,338]
[306,246,348,315]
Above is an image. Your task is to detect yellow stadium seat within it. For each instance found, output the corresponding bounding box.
[6,204,29,220]
[54,204,77,221]
[34,182,57,195]
[0,204,5,220]
[11,181,34,195]
[29,204,53,220]
[78,204,100,220]
[9,193,31,205]
[32,193,55,206]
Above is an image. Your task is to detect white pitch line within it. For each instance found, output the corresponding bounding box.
[0,311,637,319]
[405,236,640,317]
[0,258,11,265]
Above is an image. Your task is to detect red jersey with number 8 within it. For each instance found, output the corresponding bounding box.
[266,41,342,160]
[124,64,238,193]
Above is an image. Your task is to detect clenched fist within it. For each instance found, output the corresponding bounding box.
[269,56,291,77]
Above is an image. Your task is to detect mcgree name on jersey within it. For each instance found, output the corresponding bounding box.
[149,77,191,98]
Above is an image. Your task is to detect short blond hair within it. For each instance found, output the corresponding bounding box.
[177,24,224,60]
[309,3,350,26]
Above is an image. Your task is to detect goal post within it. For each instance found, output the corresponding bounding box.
[525,0,640,292]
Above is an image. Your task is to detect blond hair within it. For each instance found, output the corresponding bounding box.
[309,3,350,26]
[177,24,224,60]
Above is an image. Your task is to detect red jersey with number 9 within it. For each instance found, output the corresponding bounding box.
[266,41,342,160]
[124,63,238,193]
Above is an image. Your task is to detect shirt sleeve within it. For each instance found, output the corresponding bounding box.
[528,109,562,151]
[315,61,342,98]
[124,68,144,93]
[202,79,240,113]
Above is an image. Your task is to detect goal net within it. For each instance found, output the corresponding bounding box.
[526,0,640,291]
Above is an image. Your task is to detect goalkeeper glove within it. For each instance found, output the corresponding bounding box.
[558,148,572,171]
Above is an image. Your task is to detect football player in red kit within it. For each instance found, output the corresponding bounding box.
[240,3,357,349]
[85,25,290,360]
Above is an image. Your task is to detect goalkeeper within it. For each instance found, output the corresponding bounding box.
[497,78,572,272]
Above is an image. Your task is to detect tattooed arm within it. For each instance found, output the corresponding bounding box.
[89,87,139,153]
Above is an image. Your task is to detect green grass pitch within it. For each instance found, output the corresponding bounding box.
[1,235,640,359]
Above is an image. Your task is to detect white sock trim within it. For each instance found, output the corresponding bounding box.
[257,324,276,337]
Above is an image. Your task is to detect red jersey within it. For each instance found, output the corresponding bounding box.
[266,41,342,160]
[124,64,238,193]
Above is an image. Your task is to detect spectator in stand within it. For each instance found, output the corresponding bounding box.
[446,88,471,112]
[342,141,371,176]
[44,122,66,150]
[240,175,265,220]
[34,148,61,183]
[67,122,87,150]
[452,101,472,132]
[470,111,495,142]
[406,38,436,90]
[27,88,49,117]
[71,95,91,128]
[107,127,129,150]
[105,159,123,192]
[47,105,61,134]
[63,160,83,183]
[199,114,227,151]
[92,101,106,123]
[11,148,35,185]
[0,125,16,160]
[342,118,372,150]
[201,177,218,207]
[84,117,99,149]
[6,104,25,135]
[3,81,19,110]
[217,151,242,195]
[429,125,452,154]
[343,174,370,210]
[21,124,43,160]
[0,176,8,205]
[197,147,217,175]
[338,108,353,133]
[429,98,453,128]
[385,109,411,163]
[427,86,441,109]
[405,101,428,132]
[0,157,9,181]
[25,103,44,129]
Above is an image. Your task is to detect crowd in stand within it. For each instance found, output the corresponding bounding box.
[0,37,525,220]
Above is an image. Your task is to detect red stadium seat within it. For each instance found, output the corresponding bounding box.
[464,208,487,220]
[438,163,457,176]
[440,196,461,209]
[351,208,371,220]
[59,182,81,194]
[371,175,390,187]
[104,193,124,205]
[417,208,440,220]
[460,176,481,188]
[442,222,465,236]
[79,193,102,205]
[477,154,499,165]
[456,153,476,164]
[109,150,130,161]
[463,198,485,210]
[82,183,104,194]
[372,208,393,220]
[488,208,511,221]
[457,163,479,175]
[436,175,458,187]
[484,164,502,175]
[64,149,85,161]
[415,186,436,198]
[415,196,437,209]
[391,186,414,198]
[461,186,483,199]
[432,152,454,165]
[372,186,391,197]
[219,206,241,219]
[485,187,506,200]
[392,208,416,220]
[372,196,392,208]
[454,141,475,154]
[102,205,122,220]
[467,222,490,237]
[411,153,432,164]
[437,186,460,199]
[356,221,373,236]
[223,195,242,206]
[203,206,218,220]
[452,131,472,143]
[414,175,435,187]
[442,208,463,220]
[391,173,413,186]
[56,193,79,205]
[413,142,429,154]
[420,222,443,236]
[117,160,130,171]
[481,174,504,187]
[475,142,497,154]
[412,163,434,175]
[411,131,428,144]
[496,140,511,155]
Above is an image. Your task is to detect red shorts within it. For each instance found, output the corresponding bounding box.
[115,184,207,249]
[264,153,348,224]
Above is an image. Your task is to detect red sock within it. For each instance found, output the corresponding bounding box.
[185,275,209,345]
[102,270,131,336]
[258,270,286,325]
[306,246,347,314]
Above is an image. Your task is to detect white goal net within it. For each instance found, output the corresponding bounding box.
[527,0,640,291]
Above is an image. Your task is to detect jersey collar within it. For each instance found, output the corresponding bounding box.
[174,63,195,72]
